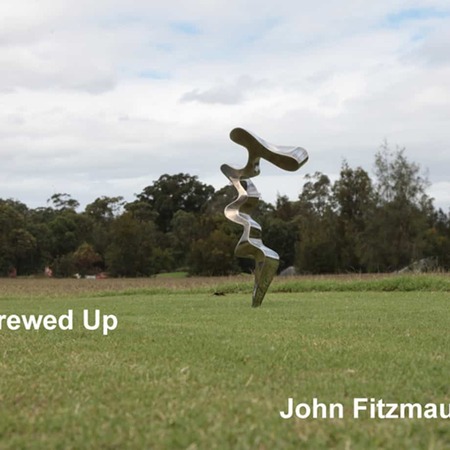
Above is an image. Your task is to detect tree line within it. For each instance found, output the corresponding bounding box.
[1,144,449,277]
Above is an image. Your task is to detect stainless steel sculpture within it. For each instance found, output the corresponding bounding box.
[221,128,309,307]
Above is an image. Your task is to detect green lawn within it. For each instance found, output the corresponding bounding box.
[1,286,450,449]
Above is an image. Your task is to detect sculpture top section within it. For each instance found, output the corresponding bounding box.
[221,127,309,180]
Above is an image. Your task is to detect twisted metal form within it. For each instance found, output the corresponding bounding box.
[221,128,309,307]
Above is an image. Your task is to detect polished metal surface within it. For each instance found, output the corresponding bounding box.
[221,128,309,307]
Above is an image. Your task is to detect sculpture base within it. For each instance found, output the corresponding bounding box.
[252,256,279,307]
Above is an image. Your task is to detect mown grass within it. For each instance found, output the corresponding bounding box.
[0,278,449,449]
[0,273,448,299]
[155,271,189,279]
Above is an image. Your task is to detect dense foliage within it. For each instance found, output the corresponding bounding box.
[1,146,449,277]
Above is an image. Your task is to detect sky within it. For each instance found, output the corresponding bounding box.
[1,0,449,211]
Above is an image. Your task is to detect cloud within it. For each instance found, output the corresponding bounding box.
[403,25,450,67]
[385,7,450,27]
[180,76,268,105]
[181,86,244,105]
[170,21,202,35]
[1,0,450,211]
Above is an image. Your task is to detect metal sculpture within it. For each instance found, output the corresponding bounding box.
[221,128,309,307]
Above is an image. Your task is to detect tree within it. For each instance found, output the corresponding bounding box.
[41,195,89,269]
[295,173,339,273]
[360,143,432,271]
[26,207,57,271]
[73,243,102,276]
[332,162,374,270]
[189,229,240,276]
[423,209,450,269]
[206,185,236,215]
[52,253,76,277]
[48,193,80,211]
[48,212,81,258]
[0,201,36,275]
[262,217,298,271]
[298,172,336,217]
[134,173,215,232]
[83,196,125,264]
[274,195,299,222]
[0,162,447,277]
[169,210,200,268]
[105,212,159,276]
[374,142,430,205]
[85,196,124,222]
[124,201,158,223]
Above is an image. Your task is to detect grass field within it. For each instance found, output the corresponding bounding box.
[0,275,449,449]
